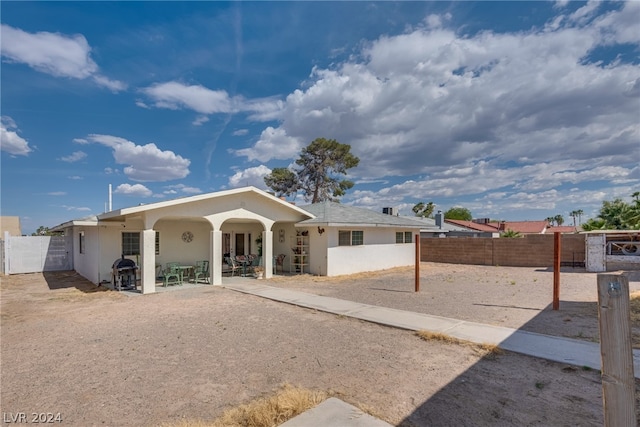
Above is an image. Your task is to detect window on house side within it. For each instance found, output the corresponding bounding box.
[155,231,160,255]
[122,232,141,256]
[339,230,364,246]
[79,232,85,254]
[351,231,363,245]
[404,231,413,243]
[396,231,413,244]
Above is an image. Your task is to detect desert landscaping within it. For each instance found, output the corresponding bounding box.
[1,262,639,426]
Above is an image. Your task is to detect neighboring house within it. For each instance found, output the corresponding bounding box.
[51,187,424,294]
[443,219,502,236]
[1,216,22,237]
[445,219,579,235]
[418,212,496,238]
[546,225,580,233]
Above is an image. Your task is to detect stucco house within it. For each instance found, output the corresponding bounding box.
[52,186,424,294]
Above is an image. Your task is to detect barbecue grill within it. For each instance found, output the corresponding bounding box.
[112,256,138,291]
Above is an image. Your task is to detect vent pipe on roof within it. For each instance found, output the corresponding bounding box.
[108,184,112,212]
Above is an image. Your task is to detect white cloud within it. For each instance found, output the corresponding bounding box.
[0,116,33,155]
[228,165,272,189]
[139,81,283,120]
[68,176,83,180]
[60,205,92,212]
[233,127,302,162]
[59,151,87,163]
[47,191,67,196]
[114,183,153,198]
[85,134,190,182]
[163,184,202,195]
[231,5,638,203]
[140,82,233,114]
[192,116,210,126]
[233,129,249,136]
[0,24,126,91]
[92,75,127,93]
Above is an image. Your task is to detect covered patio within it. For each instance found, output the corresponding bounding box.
[54,187,313,294]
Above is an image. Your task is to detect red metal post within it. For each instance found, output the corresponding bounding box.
[415,234,420,292]
[553,232,561,310]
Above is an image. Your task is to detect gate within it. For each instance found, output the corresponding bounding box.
[3,235,73,274]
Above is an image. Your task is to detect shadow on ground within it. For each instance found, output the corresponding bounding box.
[42,270,109,293]
[398,299,640,426]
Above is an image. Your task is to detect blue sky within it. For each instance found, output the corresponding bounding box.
[1,1,638,235]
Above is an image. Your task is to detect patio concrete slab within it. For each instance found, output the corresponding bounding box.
[280,398,392,427]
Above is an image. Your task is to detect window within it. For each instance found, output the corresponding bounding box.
[352,230,363,245]
[155,231,160,255]
[79,231,85,254]
[339,230,364,246]
[405,231,413,243]
[122,232,140,256]
[396,231,413,244]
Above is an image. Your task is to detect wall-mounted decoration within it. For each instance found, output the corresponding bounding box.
[279,229,285,243]
[181,231,194,243]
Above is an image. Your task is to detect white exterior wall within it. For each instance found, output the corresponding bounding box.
[325,227,417,276]
[74,226,102,284]
[155,220,213,266]
[303,227,328,276]
[273,223,301,273]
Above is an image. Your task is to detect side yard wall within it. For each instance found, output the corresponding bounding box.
[2,234,73,274]
[421,234,585,267]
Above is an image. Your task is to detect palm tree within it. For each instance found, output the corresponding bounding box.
[501,229,522,238]
[576,209,584,225]
[554,214,564,226]
[569,210,578,226]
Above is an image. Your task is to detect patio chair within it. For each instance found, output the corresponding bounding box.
[224,257,241,277]
[162,262,182,287]
[248,254,261,274]
[193,260,210,284]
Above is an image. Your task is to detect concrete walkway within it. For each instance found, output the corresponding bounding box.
[224,281,640,378]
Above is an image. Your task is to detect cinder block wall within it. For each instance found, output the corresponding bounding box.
[421,234,585,267]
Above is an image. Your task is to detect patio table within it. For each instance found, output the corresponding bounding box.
[177,265,194,283]
[235,258,251,277]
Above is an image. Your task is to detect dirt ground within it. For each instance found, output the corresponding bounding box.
[1,263,639,426]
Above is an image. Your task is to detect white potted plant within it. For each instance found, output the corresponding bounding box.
[253,266,264,279]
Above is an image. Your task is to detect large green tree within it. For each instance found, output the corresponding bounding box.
[263,168,299,198]
[264,138,360,203]
[444,207,472,221]
[412,202,435,218]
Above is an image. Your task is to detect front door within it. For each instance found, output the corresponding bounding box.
[235,233,245,256]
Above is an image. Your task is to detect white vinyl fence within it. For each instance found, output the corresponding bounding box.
[3,233,73,274]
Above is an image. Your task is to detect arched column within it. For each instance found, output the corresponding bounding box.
[211,229,222,285]
[141,229,156,294]
[263,230,273,279]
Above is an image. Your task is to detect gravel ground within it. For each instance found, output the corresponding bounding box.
[269,262,640,345]
[1,265,639,426]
